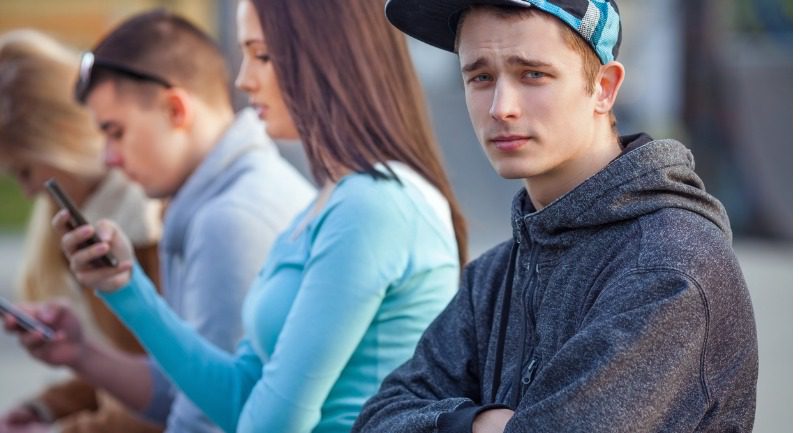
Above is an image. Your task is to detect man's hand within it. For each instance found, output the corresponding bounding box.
[52,211,134,292]
[473,408,514,433]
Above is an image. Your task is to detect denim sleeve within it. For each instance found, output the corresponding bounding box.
[139,360,175,424]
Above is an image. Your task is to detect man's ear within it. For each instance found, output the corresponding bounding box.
[163,88,194,130]
[594,61,625,115]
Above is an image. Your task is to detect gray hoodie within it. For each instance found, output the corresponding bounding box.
[354,135,757,432]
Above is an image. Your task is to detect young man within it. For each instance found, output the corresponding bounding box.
[10,10,314,433]
[354,1,757,432]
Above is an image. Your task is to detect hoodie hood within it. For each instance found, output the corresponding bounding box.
[162,108,277,254]
[511,137,732,248]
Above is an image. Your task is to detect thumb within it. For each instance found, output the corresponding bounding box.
[37,302,60,324]
[95,220,115,242]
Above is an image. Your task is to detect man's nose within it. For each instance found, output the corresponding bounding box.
[489,79,521,121]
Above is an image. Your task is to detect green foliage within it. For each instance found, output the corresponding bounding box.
[0,175,31,231]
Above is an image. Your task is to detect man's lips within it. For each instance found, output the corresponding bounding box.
[489,135,530,152]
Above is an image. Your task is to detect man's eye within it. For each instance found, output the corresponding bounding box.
[469,73,492,83]
[523,71,545,79]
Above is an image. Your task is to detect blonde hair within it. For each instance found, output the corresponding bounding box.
[0,29,106,301]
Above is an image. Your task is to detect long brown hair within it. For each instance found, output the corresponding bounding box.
[252,0,468,265]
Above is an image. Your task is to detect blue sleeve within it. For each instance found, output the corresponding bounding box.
[236,183,412,432]
[102,182,413,433]
[100,265,264,433]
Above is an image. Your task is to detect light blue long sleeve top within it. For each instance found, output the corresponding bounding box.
[100,164,460,433]
[139,108,314,432]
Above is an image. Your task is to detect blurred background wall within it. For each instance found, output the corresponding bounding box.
[0,0,791,431]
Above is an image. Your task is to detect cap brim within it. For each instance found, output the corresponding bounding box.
[385,0,531,52]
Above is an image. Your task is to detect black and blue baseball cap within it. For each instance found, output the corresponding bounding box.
[385,0,622,64]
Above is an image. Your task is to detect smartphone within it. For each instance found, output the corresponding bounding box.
[0,296,55,341]
[44,178,118,268]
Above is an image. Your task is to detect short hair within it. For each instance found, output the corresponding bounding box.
[86,9,231,108]
[455,5,616,132]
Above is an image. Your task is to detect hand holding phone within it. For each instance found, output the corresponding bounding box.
[0,296,55,341]
[45,178,118,268]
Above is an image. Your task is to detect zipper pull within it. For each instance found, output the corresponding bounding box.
[521,357,537,385]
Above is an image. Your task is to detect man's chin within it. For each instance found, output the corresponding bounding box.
[492,162,536,180]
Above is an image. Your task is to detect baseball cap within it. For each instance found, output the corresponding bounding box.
[385,0,621,64]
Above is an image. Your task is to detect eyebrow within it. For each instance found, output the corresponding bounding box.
[461,58,487,74]
[243,40,266,48]
[508,55,553,69]
[461,55,554,73]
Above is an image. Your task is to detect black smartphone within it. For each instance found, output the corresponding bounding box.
[0,296,55,341]
[44,178,118,268]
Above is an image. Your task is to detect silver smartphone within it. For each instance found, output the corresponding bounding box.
[0,296,55,341]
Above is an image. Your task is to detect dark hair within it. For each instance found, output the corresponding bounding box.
[251,0,469,265]
[86,9,231,107]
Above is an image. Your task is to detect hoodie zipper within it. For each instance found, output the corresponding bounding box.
[521,356,538,385]
[514,246,539,403]
[519,265,540,397]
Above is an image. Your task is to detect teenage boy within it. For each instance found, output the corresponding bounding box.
[10,10,314,433]
[354,1,757,432]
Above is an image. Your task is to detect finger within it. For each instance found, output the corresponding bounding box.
[68,242,112,273]
[2,310,35,335]
[34,303,60,326]
[3,315,19,332]
[60,224,98,257]
[73,260,132,287]
[95,220,116,243]
[50,209,72,235]
[16,304,37,317]
[19,330,48,350]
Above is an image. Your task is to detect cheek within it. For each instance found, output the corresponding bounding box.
[465,90,491,126]
[34,166,61,189]
[265,72,284,106]
[124,134,158,170]
[547,85,590,127]
[267,110,298,140]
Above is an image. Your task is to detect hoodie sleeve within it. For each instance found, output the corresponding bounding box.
[504,268,716,432]
[353,259,501,433]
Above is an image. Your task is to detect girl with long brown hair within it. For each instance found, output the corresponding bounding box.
[47,1,467,432]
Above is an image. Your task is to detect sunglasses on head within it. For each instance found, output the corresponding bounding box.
[75,51,173,103]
